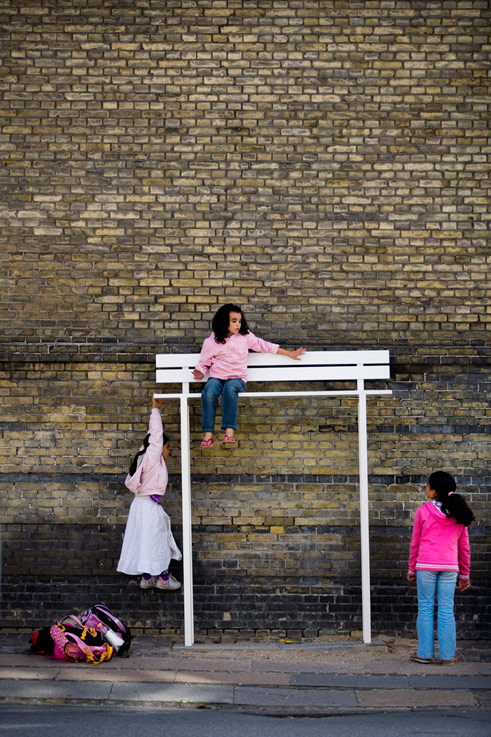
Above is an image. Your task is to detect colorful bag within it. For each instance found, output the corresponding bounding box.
[49,617,114,666]
[80,604,132,657]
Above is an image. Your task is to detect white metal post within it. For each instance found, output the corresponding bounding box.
[179,389,194,646]
[357,379,372,644]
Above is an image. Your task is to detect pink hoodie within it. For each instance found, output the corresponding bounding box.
[194,331,279,382]
[409,501,470,579]
[124,409,168,497]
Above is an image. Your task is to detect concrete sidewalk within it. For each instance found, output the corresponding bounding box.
[0,634,489,715]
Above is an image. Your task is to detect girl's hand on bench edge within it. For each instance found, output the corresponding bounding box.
[288,347,307,360]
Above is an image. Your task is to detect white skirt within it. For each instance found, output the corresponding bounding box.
[117,496,182,576]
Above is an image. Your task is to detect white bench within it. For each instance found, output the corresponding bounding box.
[154,350,392,646]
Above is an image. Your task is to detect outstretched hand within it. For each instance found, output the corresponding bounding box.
[192,369,204,380]
[291,347,307,360]
[278,347,307,361]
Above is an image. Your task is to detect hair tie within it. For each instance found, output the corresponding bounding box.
[448,491,454,496]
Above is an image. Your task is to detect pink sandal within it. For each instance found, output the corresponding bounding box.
[200,437,215,448]
[223,435,236,444]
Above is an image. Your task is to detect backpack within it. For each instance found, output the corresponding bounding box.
[80,604,132,657]
[49,616,114,666]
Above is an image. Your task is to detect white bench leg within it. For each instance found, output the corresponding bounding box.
[358,382,372,644]
[180,394,194,646]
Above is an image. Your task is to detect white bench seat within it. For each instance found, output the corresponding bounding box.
[155,350,391,396]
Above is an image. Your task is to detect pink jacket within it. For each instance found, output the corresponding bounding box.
[409,501,470,579]
[124,409,168,497]
[194,331,280,382]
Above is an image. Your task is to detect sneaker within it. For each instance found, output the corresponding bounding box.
[410,652,433,664]
[140,576,156,590]
[155,574,181,591]
[441,657,458,666]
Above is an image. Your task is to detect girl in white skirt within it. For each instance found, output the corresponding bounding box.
[117,397,182,591]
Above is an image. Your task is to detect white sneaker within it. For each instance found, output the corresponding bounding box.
[155,574,181,591]
[140,576,156,589]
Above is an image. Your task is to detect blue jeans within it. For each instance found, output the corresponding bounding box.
[416,570,458,661]
[201,378,246,433]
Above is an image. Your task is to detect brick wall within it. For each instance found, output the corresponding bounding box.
[0,0,489,641]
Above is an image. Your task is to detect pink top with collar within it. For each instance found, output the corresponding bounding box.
[408,500,470,578]
[194,331,279,383]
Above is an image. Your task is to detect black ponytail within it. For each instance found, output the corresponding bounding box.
[128,431,170,476]
[129,434,150,476]
[428,471,475,527]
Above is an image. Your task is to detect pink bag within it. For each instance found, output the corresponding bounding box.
[49,619,113,666]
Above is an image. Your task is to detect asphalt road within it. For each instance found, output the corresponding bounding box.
[1,704,490,737]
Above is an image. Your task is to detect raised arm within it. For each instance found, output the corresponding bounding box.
[145,399,164,463]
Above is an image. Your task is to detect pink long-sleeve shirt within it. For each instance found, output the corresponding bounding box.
[194,331,280,383]
[408,501,471,579]
[124,409,168,497]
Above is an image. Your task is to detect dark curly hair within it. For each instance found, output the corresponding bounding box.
[212,304,250,344]
[428,471,475,527]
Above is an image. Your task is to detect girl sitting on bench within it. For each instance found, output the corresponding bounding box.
[192,303,305,447]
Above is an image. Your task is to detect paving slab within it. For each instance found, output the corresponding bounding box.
[291,673,410,689]
[173,670,290,686]
[156,657,256,673]
[474,690,491,708]
[54,669,177,683]
[0,654,61,669]
[0,667,61,681]
[355,688,478,709]
[109,682,234,705]
[0,680,113,701]
[233,685,357,708]
[408,674,491,690]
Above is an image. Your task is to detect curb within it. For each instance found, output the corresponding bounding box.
[1,675,489,714]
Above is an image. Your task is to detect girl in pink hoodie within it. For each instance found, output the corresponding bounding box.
[117,398,182,591]
[192,304,306,447]
[407,471,474,665]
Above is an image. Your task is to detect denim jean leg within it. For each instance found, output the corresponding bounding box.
[436,571,458,661]
[221,379,246,430]
[201,378,224,433]
[416,570,437,659]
